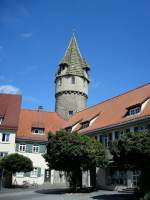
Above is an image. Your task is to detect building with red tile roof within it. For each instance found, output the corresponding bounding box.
[17,109,66,141]
[0,94,21,157]
[0,94,21,131]
[14,108,67,185]
[63,83,150,190]
[64,83,150,135]
[1,34,150,190]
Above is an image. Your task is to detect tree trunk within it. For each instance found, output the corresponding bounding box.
[70,169,82,191]
[90,167,96,188]
[3,171,12,188]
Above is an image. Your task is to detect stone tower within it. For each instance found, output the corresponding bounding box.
[55,34,90,120]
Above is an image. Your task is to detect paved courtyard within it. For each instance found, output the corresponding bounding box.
[0,186,135,200]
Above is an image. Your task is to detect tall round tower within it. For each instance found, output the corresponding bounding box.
[55,34,90,120]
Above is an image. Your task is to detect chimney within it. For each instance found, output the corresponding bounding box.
[37,106,43,112]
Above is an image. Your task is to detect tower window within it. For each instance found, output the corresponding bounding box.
[71,76,75,84]
[58,78,62,86]
[68,111,73,117]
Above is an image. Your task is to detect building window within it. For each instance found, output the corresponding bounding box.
[19,144,26,152]
[94,136,98,140]
[2,133,10,142]
[125,128,130,133]
[0,152,8,157]
[147,124,150,132]
[108,133,112,141]
[58,78,62,86]
[32,145,39,153]
[30,168,38,177]
[134,126,139,132]
[104,135,109,147]
[71,76,75,84]
[31,127,44,134]
[16,172,24,177]
[99,135,104,144]
[114,131,119,140]
[68,111,73,117]
[128,107,141,116]
[0,117,3,125]
[66,127,72,132]
[80,121,90,129]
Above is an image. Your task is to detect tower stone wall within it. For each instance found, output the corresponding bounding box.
[55,35,90,120]
[55,92,87,119]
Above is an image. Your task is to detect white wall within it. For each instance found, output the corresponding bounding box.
[13,152,48,185]
[56,76,88,95]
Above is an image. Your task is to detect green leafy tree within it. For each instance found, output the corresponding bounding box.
[110,132,150,196]
[1,153,33,187]
[44,130,108,189]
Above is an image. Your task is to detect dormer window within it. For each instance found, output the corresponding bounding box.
[66,127,72,132]
[80,121,90,129]
[80,114,100,130]
[32,127,45,134]
[128,106,141,116]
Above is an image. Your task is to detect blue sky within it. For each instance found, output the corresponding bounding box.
[0,0,150,111]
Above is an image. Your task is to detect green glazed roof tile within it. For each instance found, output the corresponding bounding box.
[56,34,90,81]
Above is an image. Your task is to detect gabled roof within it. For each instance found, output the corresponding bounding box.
[0,94,21,131]
[56,34,89,81]
[17,109,67,141]
[64,83,150,133]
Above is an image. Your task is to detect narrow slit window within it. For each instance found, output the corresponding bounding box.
[71,76,75,84]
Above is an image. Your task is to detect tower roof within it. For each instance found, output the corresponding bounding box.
[56,34,90,81]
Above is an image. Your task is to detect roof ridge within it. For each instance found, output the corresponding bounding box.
[21,108,56,114]
[74,82,150,114]
[0,93,21,97]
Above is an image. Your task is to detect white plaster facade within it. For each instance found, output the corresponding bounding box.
[13,152,48,185]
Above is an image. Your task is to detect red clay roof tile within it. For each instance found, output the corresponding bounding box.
[17,109,67,140]
[0,94,21,131]
[65,83,150,133]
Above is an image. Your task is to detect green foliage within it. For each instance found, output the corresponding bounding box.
[1,153,33,174]
[140,192,150,200]
[0,158,3,170]
[110,132,150,169]
[110,132,150,195]
[44,130,108,172]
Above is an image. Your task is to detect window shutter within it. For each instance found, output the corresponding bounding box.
[28,144,32,153]
[16,143,19,152]
[38,168,41,177]
[24,172,30,177]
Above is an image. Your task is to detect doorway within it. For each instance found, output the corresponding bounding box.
[44,169,51,182]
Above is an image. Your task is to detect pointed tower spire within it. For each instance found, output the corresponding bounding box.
[61,33,82,65]
[57,34,90,81]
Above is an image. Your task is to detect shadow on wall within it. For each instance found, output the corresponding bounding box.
[91,193,135,200]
